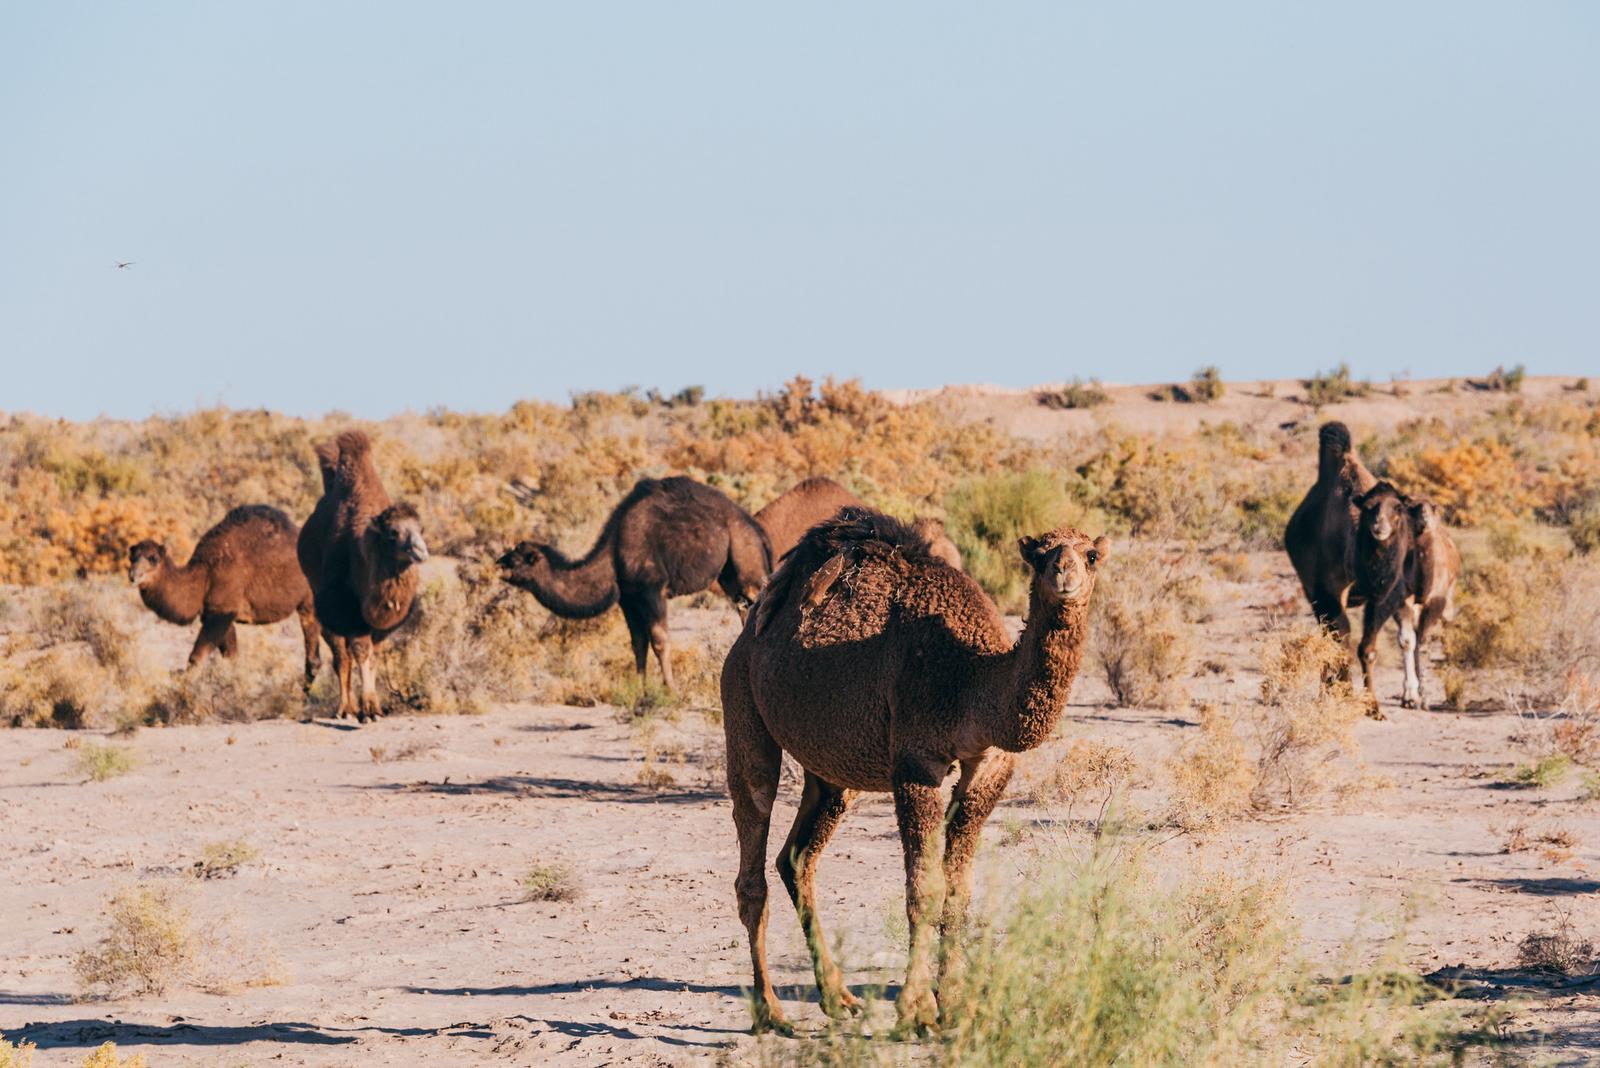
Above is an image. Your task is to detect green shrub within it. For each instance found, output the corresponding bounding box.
[522,861,581,902]
[1303,363,1372,408]
[77,742,137,782]
[944,470,1090,612]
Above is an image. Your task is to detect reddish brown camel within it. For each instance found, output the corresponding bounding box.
[755,477,963,569]
[721,509,1108,1035]
[497,476,770,691]
[128,505,322,688]
[297,431,428,722]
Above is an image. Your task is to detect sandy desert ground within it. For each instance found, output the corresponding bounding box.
[4,541,1600,1066]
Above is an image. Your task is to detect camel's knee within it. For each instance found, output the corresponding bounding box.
[735,872,768,917]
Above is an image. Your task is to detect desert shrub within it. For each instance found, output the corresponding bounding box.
[759,840,1475,1066]
[1568,499,1600,555]
[76,743,138,782]
[1090,549,1204,709]
[76,883,199,996]
[1511,754,1572,789]
[0,1038,34,1068]
[143,645,303,724]
[1444,550,1600,707]
[1517,914,1596,977]
[1479,364,1526,393]
[1037,378,1110,410]
[944,470,1092,611]
[1166,705,1256,831]
[1248,626,1367,809]
[1027,740,1139,821]
[1075,435,1226,540]
[1383,437,1533,525]
[1152,366,1225,404]
[79,1046,148,1068]
[192,839,260,879]
[1303,363,1372,408]
[522,861,581,902]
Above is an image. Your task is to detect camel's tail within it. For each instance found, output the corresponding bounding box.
[1318,422,1353,484]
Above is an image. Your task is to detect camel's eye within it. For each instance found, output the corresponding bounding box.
[1086,549,1099,567]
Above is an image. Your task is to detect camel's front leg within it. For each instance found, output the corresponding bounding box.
[1357,600,1382,712]
[892,759,948,1037]
[353,636,383,723]
[187,613,235,670]
[937,752,1014,1024]
[329,635,356,719]
[297,603,323,695]
[1396,602,1421,709]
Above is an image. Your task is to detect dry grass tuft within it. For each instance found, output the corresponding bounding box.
[1028,740,1139,829]
[79,1045,148,1068]
[521,861,581,903]
[1516,913,1596,977]
[1248,626,1367,810]
[1166,705,1256,831]
[369,739,438,763]
[192,839,260,879]
[76,743,138,782]
[143,646,304,725]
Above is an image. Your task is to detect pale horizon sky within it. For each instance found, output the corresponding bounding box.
[2,3,1596,420]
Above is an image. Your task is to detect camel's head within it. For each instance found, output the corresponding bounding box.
[495,541,547,586]
[1354,481,1415,545]
[1017,528,1110,608]
[372,503,429,566]
[127,540,167,586]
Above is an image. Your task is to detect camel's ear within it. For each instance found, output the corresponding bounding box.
[1087,536,1110,566]
[1017,535,1044,567]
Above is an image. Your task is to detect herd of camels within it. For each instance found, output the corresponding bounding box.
[120,420,1460,1034]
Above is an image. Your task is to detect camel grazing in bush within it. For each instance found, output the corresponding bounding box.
[128,505,322,688]
[297,431,428,722]
[1285,421,1377,659]
[721,508,1108,1034]
[755,476,963,568]
[1351,480,1460,709]
[497,476,770,691]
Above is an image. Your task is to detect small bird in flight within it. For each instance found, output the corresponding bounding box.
[114,261,135,269]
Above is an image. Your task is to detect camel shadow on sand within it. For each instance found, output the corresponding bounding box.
[362,774,723,805]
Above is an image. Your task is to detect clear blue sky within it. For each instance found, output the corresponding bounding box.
[2,3,1595,419]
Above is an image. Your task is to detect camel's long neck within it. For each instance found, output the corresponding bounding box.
[519,541,619,619]
[139,559,208,625]
[981,593,1091,753]
[356,539,420,632]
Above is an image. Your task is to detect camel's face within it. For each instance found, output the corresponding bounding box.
[495,541,545,585]
[1356,484,1411,545]
[374,505,429,566]
[127,541,166,586]
[1018,528,1110,607]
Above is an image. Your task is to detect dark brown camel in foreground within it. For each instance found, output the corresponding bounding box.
[1351,480,1460,709]
[297,431,428,722]
[497,476,770,691]
[721,509,1108,1035]
[128,505,322,688]
[755,476,963,568]
[1285,421,1377,662]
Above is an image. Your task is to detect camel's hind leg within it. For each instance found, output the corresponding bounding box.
[937,752,1014,1023]
[1414,596,1449,710]
[640,587,675,692]
[1397,602,1421,709]
[187,613,235,670]
[619,596,651,678]
[776,771,860,1020]
[297,603,323,695]
[723,644,788,1034]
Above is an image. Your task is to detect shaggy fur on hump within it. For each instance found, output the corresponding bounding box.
[756,506,942,635]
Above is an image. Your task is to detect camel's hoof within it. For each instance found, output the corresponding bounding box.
[821,990,863,1020]
[1400,696,1417,710]
[749,1009,795,1037]
[891,991,939,1040]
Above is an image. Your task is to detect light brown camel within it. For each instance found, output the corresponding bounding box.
[297,431,428,722]
[128,505,322,689]
[721,508,1108,1035]
[1350,480,1461,709]
[498,476,770,691]
[755,476,963,568]
[1285,421,1377,665]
